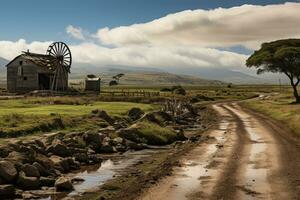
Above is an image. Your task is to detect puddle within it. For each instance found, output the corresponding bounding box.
[39,149,161,199]
[225,105,270,199]
[160,119,229,200]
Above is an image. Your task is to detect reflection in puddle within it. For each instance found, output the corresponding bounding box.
[163,119,229,200]
[226,105,270,199]
[40,150,159,199]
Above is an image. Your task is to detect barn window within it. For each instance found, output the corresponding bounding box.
[23,77,27,81]
[17,66,23,76]
[19,61,23,66]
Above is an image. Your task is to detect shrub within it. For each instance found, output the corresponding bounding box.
[174,87,186,96]
[160,88,172,92]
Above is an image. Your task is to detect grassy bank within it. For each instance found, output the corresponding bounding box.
[0,97,158,138]
[242,93,300,137]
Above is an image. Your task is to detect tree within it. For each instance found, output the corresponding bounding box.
[109,80,118,86]
[112,73,124,81]
[109,73,125,86]
[246,39,300,103]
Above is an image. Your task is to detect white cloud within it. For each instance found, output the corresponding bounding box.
[2,2,299,74]
[94,2,300,49]
[0,39,247,70]
[66,25,86,40]
[0,39,51,60]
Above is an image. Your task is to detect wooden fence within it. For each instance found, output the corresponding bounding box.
[101,90,160,97]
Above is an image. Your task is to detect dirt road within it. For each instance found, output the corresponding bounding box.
[138,103,300,200]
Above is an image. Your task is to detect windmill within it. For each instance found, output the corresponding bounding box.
[46,42,72,91]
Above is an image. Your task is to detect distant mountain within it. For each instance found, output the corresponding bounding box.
[0,57,8,86]
[0,57,8,71]
[71,64,223,86]
[103,71,223,86]
[0,57,287,85]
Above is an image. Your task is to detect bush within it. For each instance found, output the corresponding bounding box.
[174,87,186,96]
[160,88,172,92]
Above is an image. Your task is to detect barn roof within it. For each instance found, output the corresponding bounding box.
[6,52,57,71]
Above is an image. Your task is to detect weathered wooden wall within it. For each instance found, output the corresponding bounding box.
[85,79,101,92]
[7,57,38,92]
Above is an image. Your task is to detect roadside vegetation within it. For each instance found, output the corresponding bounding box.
[243,91,300,137]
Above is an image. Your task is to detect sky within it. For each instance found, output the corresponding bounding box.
[0,0,299,74]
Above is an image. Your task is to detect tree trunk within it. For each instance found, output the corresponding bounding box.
[291,84,300,103]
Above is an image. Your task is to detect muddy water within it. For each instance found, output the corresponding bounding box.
[224,104,279,199]
[141,105,232,200]
[39,149,163,200]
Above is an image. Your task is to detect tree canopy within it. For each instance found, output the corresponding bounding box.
[246,39,300,103]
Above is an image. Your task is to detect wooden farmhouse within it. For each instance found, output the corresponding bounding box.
[6,42,72,93]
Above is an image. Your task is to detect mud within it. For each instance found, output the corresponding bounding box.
[138,103,300,200]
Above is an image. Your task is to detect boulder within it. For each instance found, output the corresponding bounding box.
[17,171,39,190]
[29,144,47,155]
[87,154,102,164]
[40,177,55,187]
[35,153,55,171]
[55,176,73,191]
[34,139,46,149]
[112,137,124,145]
[33,162,48,176]
[128,107,144,121]
[74,153,88,163]
[115,144,127,152]
[21,164,40,178]
[64,157,80,170]
[0,161,18,183]
[6,151,29,164]
[99,143,116,153]
[125,140,145,150]
[47,141,70,157]
[83,131,105,151]
[97,110,115,125]
[49,156,70,172]
[22,193,40,199]
[0,184,15,198]
[0,145,12,158]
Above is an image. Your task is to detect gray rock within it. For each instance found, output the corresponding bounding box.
[97,110,115,125]
[113,137,124,144]
[49,156,70,172]
[22,193,40,199]
[128,107,144,121]
[17,171,40,190]
[83,131,105,151]
[33,162,48,176]
[0,145,12,158]
[100,143,116,153]
[46,141,70,157]
[21,164,40,178]
[87,154,102,164]
[0,184,15,198]
[35,153,55,170]
[40,177,55,187]
[55,176,73,191]
[6,151,29,164]
[74,153,88,163]
[0,161,18,183]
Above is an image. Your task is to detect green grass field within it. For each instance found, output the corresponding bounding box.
[0,99,156,116]
[0,96,158,138]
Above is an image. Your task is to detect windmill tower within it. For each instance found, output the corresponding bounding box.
[46,42,72,91]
